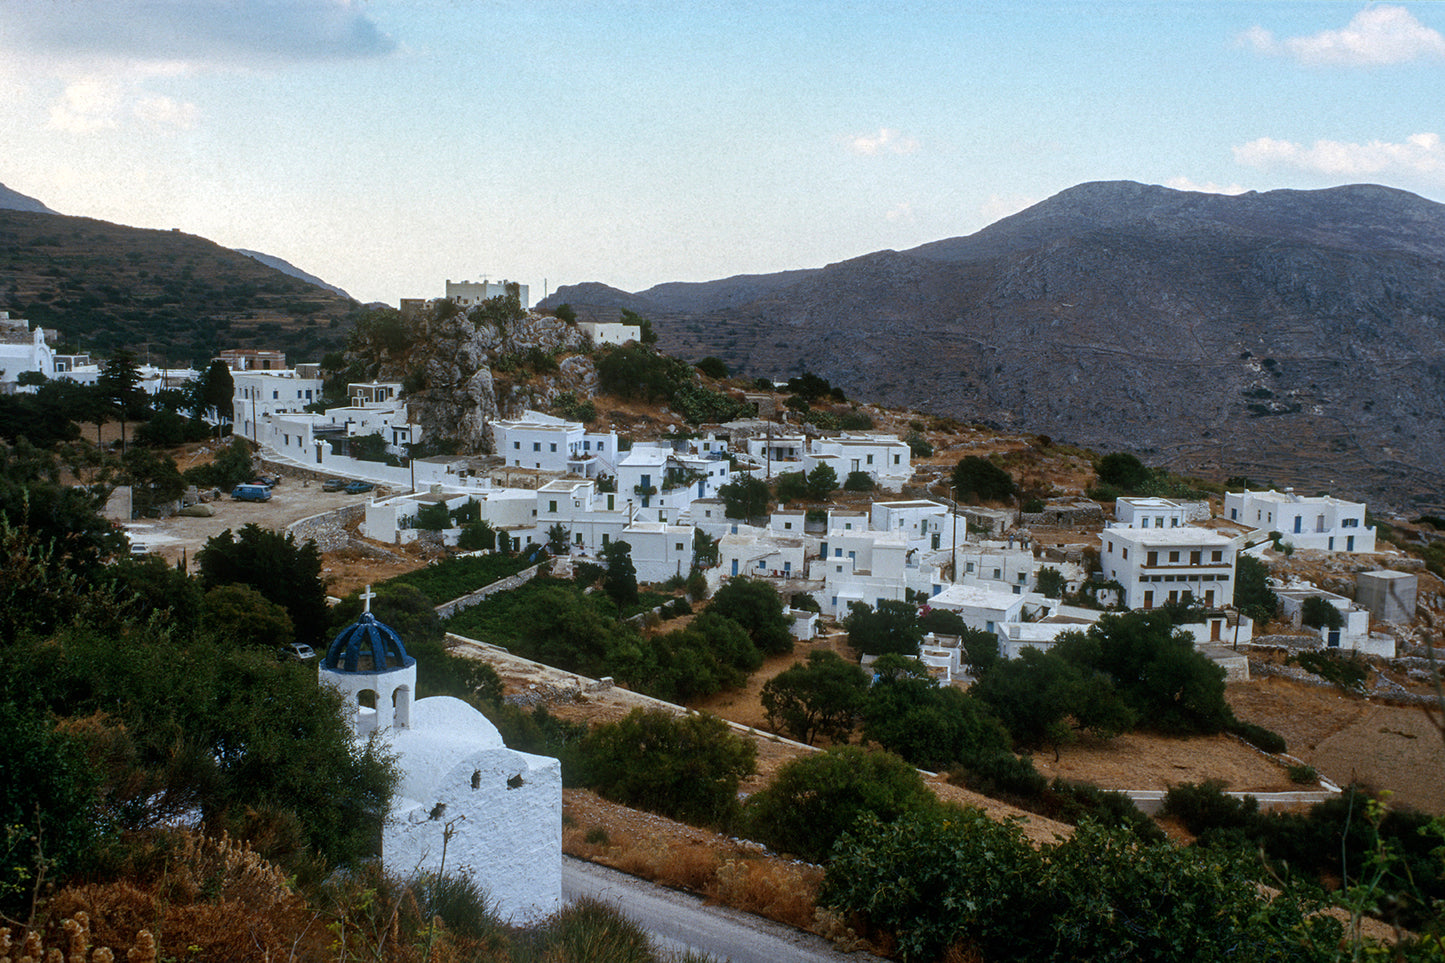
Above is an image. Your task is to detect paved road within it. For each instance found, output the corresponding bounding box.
[562,857,869,963]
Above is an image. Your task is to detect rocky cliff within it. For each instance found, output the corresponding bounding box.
[541,181,1445,511]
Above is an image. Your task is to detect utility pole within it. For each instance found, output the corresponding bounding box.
[951,484,958,584]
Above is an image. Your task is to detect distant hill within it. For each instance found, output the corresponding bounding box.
[542,181,1445,511]
[0,210,357,365]
[0,182,57,215]
[235,249,352,299]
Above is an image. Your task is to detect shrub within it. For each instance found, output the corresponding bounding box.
[843,470,875,492]
[577,709,756,827]
[1227,718,1288,753]
[1288,764,1318,784]
[821,806,1046,962]
[1095,452,1151,492]
[743,746,936,863]
[952,455,1015,502]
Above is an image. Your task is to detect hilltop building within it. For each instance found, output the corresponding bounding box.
[446,278,529,309]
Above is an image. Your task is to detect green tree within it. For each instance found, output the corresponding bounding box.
[843,470,875,492]
[860,655,1010,771]
[0,702,105,918]
[971,648,1135,758]
[121,445,186,516]
[197,524,329,646]
[821,805,1046,963]
[760,649,869,745]
[1300,595,1345,630]
[192,359,234,428]
[1055,610,1231,735]
[578,708,755,827]
[774,470,810,502]
[806,463,838,500]
[458,519,497,552]
[952,455,1016,502]
[202,583,296,649]
[554,302,577,325]
[844,600,923,657]
[694,356,728,379]
[98,348,148,450]
[1036,565,1066,599]
[601,539,639,608]
[743,746,936,863]
[1095,452,1151,492]
[708,577,793,654]
[1234,554,1279,624]
[719,476,771,519]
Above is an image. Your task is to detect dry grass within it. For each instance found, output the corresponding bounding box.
[562,790,824,934]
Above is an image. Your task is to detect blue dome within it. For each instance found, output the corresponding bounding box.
[324,612,416,673]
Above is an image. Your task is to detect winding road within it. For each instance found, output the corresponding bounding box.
[562,857,871,962]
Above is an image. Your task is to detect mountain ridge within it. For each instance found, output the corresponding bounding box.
[540,181,1445,511]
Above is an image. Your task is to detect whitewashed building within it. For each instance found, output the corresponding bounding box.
[492,410,618,478]
[1223,489,1375,554]
[1099,526,1239,612]
[0,312,55,390]
[319,602,560,923]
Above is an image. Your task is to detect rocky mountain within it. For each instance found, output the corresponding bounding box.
[234,249,352,299]
[0,182,57,215]
[541,181,1445,511]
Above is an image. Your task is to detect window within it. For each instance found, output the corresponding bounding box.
[1106,540,1113,553]
[992,568,1001,579]
[1017,572,1026,582]
[1146,551,1158,566]
[835,548,842,557]
[1169,551,1180,563]
[1144,590,1154,608]
[548,500,557,513]
[966,562,975,573]
[893,454,900,464]
[1139,517,1149,528]
[514,442,521,450]
[783,522,792,530]
[272,390,278,399]
[1342,517,1359,528]
[1190,551,1201,565]
[1122,548,1128,560]
[1155,516,1165,528]
[601,533,609,545]
[675,542,684,551]
[533,442,541,452]
[1211,550,1222,562]
[550,443,557,452]
[866,454,874,465]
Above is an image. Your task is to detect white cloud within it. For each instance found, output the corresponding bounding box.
[134,95,199,130]
[847,127,920,156]
[979,193,1036,223]
[0,0,395,71]
[48,79,123,133]
[1234,132,1445,176]
[1241,6,1445,66]
[1164,177,1248,195]
[885,202,914,223]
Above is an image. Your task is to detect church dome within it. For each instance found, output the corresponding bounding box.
[324,611,416,673]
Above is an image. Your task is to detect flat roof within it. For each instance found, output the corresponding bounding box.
[1102,527,1235,546]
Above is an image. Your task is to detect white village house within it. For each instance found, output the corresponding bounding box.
[1223,488,1375,554]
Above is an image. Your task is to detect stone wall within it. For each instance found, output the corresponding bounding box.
[287,503,367,553]
[434,562,544,618]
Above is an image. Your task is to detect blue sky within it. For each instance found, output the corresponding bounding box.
[2,1,1443,305]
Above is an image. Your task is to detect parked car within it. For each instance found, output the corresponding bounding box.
[322,477,348,492]
[280,643,316,662]
[253,473,281,487]
[232,483,272,502]
[343,480,375,494]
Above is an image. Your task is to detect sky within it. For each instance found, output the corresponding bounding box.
[2,1,1444,306]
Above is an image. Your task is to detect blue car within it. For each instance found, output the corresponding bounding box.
[232,483,272,502]
[343,480,375,494]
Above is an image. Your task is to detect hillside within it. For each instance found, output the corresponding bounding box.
[541,181,1445,512]
[0,209,357,364]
